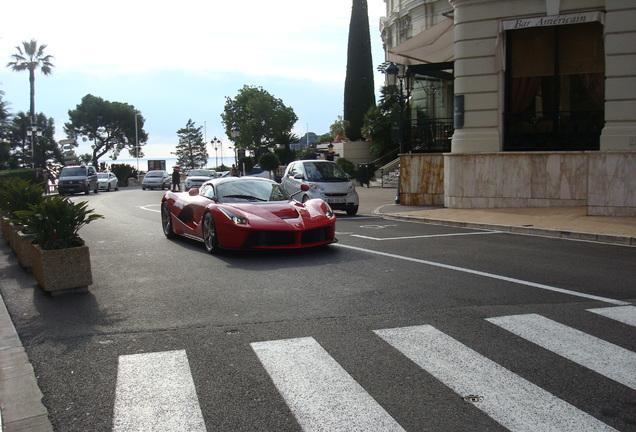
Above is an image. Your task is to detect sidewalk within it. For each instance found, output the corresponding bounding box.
[356,186,636,246]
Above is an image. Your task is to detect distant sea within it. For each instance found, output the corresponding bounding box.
[100,156,237,173]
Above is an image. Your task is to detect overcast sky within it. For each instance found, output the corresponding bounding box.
[0,0,387,160]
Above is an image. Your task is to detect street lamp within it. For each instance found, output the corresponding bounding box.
[230,125,240,166]
[211,136,221,168]
[25,124,42,168]
[382,62,406,204]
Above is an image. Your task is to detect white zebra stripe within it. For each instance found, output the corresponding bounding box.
[486,314,636,390]
[251,337,406,432]
[112,350,206,432]
[375,325,616,432]
[587,305,636,327]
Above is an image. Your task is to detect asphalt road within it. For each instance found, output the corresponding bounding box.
[2,187,635,431]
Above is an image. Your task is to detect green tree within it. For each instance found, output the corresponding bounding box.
[65,94,148,168]
[344,0,375,141]
[362,85,405,157]
[258,152,280,177]
[221,85,298,158]
[6,40,54,125]
[175,119,207,170]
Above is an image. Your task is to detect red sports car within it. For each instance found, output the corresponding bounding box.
[161,177,337,253]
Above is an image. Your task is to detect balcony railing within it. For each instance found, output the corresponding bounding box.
[503,110,603,151]
[409,118,453,153]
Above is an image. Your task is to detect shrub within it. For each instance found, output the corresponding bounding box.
[15,196,103,250]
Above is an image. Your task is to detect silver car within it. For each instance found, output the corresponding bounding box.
[97,171,119,191]
[185,169,215,189]
[281,160,359,215]
[142,170,170,190]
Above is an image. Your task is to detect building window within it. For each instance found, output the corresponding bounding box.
[504,22,604,151]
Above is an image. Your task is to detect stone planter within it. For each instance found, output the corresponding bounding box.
[31,244,92,294]
[14,230,35,271]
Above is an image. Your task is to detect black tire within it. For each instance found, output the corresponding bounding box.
[142,186,146,190]
[346,206,359,216]
[85,187,90,195]
[161,201,175,238]
[115,184,119,191]
[302,195,310,203]
[202,212,219,254]
[106,184,110,192]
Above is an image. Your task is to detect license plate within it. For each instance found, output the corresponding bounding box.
[326,198,346,204]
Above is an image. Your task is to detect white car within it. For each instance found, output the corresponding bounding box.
[281,160,359,215]
[185,169,216,189]
[97,171,119,191]
[142,170,171,190]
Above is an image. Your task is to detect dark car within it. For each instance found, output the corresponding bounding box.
[57,165,98,195]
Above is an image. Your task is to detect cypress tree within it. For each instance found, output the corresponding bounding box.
[344,0,375,141]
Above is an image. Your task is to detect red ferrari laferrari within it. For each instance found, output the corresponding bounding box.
[161,177,337,253]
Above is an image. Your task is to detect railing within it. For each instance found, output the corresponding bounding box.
[503,110,603,151]
[409,118,453,153]
[379,158,400,188]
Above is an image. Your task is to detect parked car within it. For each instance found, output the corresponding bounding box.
[281,160,359,215]
[97,171,119,191]
[185,169,216,190]
[57,165,98,195]
[161,177,336,254]
[142,170,170,190]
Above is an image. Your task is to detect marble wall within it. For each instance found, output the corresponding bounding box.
[400,154,445,205]
[588,152,636,216]
[401,151,636,216]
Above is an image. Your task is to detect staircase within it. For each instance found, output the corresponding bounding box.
[373,158,399,188]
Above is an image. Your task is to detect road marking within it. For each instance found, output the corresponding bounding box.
[351,231,501,241]
[375,325,617,432]
[486,314,636,390]
[251,337,406,432]
[334,243,629,305]
[359,224,399,229]
[587,305,636,327]
[112,350,206,432]
[139,204,160,213]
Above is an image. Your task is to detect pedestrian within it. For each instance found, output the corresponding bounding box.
[171,167,181,191]
[230,164,239,177]
[42,169,50,194]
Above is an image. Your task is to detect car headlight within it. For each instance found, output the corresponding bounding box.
[219,207,247,224]
[307,183,325,192]
[324,203,334,218]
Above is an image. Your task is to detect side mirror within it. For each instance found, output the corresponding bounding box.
[189,188,199,196]
[293,173,304,180]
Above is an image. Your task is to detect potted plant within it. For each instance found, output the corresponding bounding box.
[0,177,45,265]
[15,195,103,294]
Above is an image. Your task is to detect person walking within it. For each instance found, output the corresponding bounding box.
[171,167,181,191]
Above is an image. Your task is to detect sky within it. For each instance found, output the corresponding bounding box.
[0,0,387,161]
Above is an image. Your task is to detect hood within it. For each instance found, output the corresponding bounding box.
[225,201,328,228]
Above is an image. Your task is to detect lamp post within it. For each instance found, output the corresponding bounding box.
[383,62,406,204]
[25,124,42,168]
[134,114,139,174]
[211,136,221,168]
[230,125,240,166]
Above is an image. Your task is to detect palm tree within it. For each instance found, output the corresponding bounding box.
[7,39,54,124]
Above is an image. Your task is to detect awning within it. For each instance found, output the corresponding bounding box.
[387,17,454,66]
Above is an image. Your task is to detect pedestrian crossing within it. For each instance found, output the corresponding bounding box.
[113,306,635,431]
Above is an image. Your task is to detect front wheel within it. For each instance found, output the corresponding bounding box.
[202,212,219,254]
[161,201,175,238]
[346,206,359,216]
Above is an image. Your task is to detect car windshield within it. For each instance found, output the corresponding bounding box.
[97,173,108,179]
[188,170,213,177]
[304,161,348,182]
[61,167,86,176]
[146,171,163,177]
[217,180,291,203]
